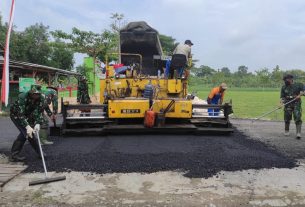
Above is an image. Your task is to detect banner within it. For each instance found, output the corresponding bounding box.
[19,78,35,92]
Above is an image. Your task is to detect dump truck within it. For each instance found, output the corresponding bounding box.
[61,21,233,135]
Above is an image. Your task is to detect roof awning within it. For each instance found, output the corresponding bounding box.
[0,58,81,76]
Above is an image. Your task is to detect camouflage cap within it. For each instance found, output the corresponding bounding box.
[29,84,42,94]
[283,74,294,80]
[46,86,58,91]
[80,76,87,81]
[45,88,57,96]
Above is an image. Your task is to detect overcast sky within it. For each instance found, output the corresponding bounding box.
[1,0,305,71]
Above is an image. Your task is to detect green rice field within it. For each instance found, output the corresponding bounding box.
[189,86,305,121]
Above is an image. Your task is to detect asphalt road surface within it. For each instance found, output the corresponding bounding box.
[0,117,297,178]
[1,117,305,206]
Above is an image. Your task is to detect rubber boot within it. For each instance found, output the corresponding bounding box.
[284,122,290,136]
[39,128,53,145]
[10,139,26,162]
[296,123,302,139]
[28,138,47,159]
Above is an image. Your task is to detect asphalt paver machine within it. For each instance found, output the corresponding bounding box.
[61,21,233,135]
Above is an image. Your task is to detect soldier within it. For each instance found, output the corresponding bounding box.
[77,76,91,116]
[280,74,304,139]
[10,84,45,162]
[40,87,58,145]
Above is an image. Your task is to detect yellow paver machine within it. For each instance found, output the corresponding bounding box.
[61,21,233,135]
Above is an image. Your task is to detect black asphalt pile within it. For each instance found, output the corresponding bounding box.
[21,130,296,178]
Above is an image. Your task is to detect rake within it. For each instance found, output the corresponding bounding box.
[29,131,66,186]
[252,96,300,122]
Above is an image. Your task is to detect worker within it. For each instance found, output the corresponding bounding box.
[207,83,227,116]
[40,87,58,145]
[280,74,304,139]
[77,76,91,116]
[172,39,193,78]
[9,84,45,162]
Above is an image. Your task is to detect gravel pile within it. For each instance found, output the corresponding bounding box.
[17,130,296,178]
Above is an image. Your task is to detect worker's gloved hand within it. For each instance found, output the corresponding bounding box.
[279,99,284,108]
[34,124,40,133]
[296,91,305,100]
[50,114,56,121]
[26,125,34,139]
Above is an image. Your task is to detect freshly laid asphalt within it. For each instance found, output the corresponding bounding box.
[0,117,297,178]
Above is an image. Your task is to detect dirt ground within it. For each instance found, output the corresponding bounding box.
[1,117,305,207]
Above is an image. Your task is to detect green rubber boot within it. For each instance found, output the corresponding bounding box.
[296,123,302,139]
[39,128,53,145]
[284,122,290,136]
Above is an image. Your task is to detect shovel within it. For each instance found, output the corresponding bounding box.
[29,131,66,186]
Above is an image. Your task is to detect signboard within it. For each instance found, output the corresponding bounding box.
[19,78,35,92]
[121,109,141,114]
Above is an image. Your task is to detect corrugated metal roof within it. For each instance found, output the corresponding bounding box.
[0,57,81,76]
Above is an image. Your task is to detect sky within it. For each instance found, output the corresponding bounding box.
[1,0,305,72]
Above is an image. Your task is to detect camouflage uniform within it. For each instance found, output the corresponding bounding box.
[10,85,45,161]
[77,77,91,116]
[280,80,304,138]
[40,88,58,144]
[44,88,58,115]
[77,77,91,104]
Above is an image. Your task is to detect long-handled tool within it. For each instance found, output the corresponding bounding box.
[29,131,66,186]
[252,96,300,122]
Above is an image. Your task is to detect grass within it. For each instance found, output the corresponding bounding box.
[1,86,302,121]
[189,86,305,121]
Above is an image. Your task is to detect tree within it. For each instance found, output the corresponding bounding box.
[0,20,27,60]
[0,14,6,50]
[220,67,231,75]
[271,65,283,87]
[110,13,125,33]
[21,23,51,65]
[0,20,74,69]
[193,65,216,77]
[255,68,271,87]
[211,71,226,85]
[159,34,178,56]
[236,65,249,77]
[76,64,86,75]
[109,13,127,61]
[52,27,116,62]
[52,27,117,93]
[49,39,75,70]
